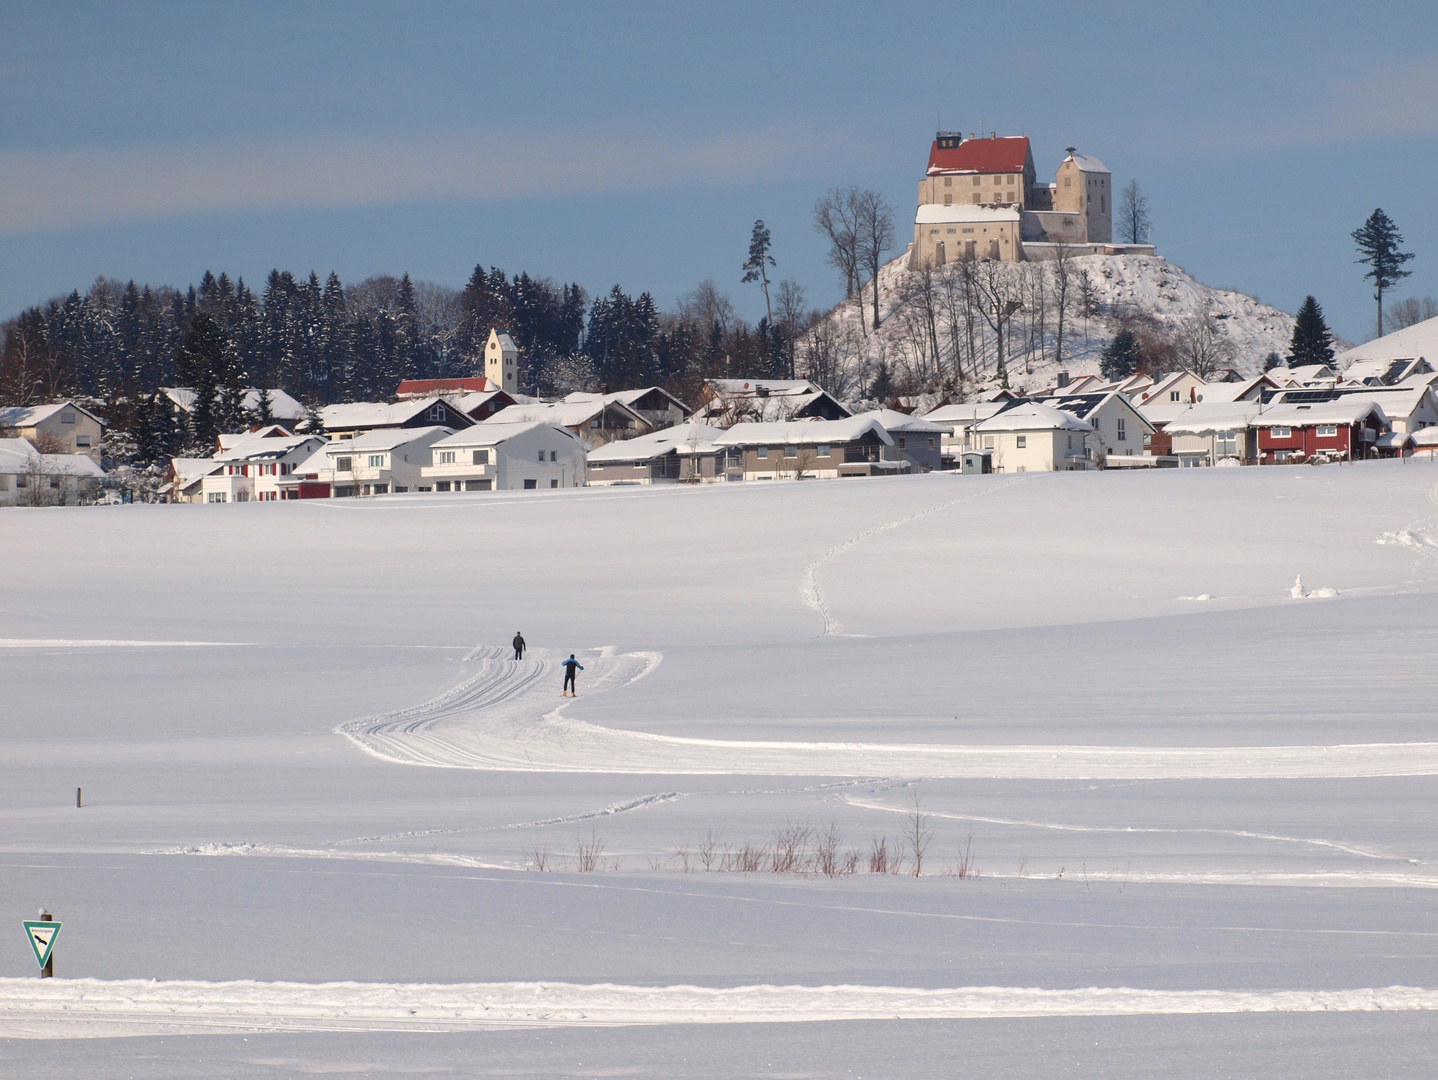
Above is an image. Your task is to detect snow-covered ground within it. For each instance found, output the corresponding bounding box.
[3,463,1438,1076]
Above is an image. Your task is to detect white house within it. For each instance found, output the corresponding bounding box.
[493,399,650,448]
[972,401,1092,472]
[586,422,727,485]
[424,421,588,491]
[161,457,216,503]
[1038,392,1155,463]
[0,401,105,462]
[281,426,454,497]
[198,430,327,503]
[0,437,106,506]
[920,401,1012,463]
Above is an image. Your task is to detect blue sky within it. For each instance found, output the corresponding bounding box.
[2,1,1436,345]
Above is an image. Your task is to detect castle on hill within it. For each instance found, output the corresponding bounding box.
[909,131,1155,267]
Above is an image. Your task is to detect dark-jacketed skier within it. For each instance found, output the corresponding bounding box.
[561,654,583,696]
[512,632,526,661]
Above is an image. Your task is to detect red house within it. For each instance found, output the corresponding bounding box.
[1253,399,1388,463]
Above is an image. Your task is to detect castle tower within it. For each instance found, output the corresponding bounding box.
[1053,148,1112,244]
[484,328,519,394]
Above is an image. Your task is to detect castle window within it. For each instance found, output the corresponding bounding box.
[1064,178,1072,187]
[973,194,981,203]
[947,228,956,234]
[944,194,952,205]
[943,176,952,187]
[1007,174,1015,185]
[973,176,981,186]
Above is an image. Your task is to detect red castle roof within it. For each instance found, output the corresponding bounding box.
[927,135,1030,175]
[395,377,496,398]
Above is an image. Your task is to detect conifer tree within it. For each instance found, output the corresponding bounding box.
[1100,329,1139,382]
[741,220,776,325]
[1352,209,1414,335]
[1287,296,1334,367]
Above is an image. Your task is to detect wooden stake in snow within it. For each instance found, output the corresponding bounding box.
[76,787,82,809]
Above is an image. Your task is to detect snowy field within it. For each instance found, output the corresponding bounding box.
[3,462,1438,1077]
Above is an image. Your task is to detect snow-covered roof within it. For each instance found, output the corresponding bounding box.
[1162,401,1265,436]
[0,400,103,428]
[1065,152,1109,174]
[586,422,727,463]
[324,425,454,452]
[1269,364,1338,387]
[320,397,469,431]
[974,401,1091,433]
[1342,356,1433,386]
[163,387,304,419]
[1411,426,1438,448]
[215,432,322,462]
[1041,392,1155,433]
[850,408,951,434]
[1336,315,1438,366]
[432,420,587,449]
[921,401,1011,426]
[1200,375,1277,404]
[915,204,1021,225]
[166,457,217,491]
[1252,399,1388,428]
[565,388,688,412]
[713,417,894,448]
[487,399,645,429]
[0,437,106,477]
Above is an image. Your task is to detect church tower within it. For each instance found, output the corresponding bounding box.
[484,328,519,394]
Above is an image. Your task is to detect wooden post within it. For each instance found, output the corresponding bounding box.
[76,787,82,809]
[39,910,53,979]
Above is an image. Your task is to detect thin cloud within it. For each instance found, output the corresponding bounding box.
[0,125,863,235]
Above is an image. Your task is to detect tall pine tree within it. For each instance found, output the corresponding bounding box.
[1287,296,1334,367]
[1352,209,1414,335]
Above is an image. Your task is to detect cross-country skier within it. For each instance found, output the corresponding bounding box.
[561,654,583,697]
[512,632,526,661]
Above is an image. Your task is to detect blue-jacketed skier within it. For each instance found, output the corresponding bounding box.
[561,654,583,696]
[512,632,526,661]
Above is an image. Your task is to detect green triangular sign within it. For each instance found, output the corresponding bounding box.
[22,921,61,969]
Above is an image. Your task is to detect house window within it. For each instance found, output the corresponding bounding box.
[983,436,995,449]
[438,451,455,464]
[436,481,451,491]
[927,438,935,448]
[373,484,388,495]
[1117,418,1127,441]
[1271,427,1292,438]
[472,449,489,465]
[368,455,384,468]
[426,404,445,422]
[1216,431,1237,455]
[465,479,492,491]
[756,446,768,459]
[1016,435,1027,449]
[1170,391,1181,402]
[207,491,227,503]
[897,437,906,449]
[550,479,559,488]
[816,444,830,458]
[523,478,537,489]
[61,412,75,424]
[538,451,545,462]
[784,446,798,458]
[76,435,91,447]
[335,457,352,472]
[1316,425,1338,437]
[550,451,557,462]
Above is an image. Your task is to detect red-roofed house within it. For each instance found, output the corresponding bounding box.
[395,377,498,399]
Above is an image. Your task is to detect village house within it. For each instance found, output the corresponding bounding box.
[0,437,106,506]
[1343,357,1434,386]
[852,409,949,472]
[585,422,727,485]
[320,396,474,440]
[920,400,1013,465]
[393,377,518,422]
[198,430,327,503]
[0,401,105,462]
[495,398,650,448]
[160,457,215,503]
[713,417,898,480]
[280,426,454,497]
[691,379,852,427]
[1335,312,1438,373]
[1252,398,1389,463]
[565,388,690,430]
[423,421,588,491]
[972,401,1093,472]
[1039,392,1155,464]
[1162,401,1265,466]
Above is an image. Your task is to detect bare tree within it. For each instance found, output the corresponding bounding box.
[1076,268,1099,345]
[676,280,736,337]
[1118,180,1151,244]
[1050,243,1074,370]
[1385,296,1438,333]
[773,279,809,379]
[812,187,863,300]
[1174,311,1237,378]
[854,189,895,331]
[969,260,1024,388]
[904,793,934,877]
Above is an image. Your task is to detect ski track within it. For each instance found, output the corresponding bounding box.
[800,477,1024,636]
[846,797,1422,864]
[3,978,1434,1038]
[339,655,1438,777]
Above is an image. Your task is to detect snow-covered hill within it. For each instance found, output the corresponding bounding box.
[807,251,1298,403]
